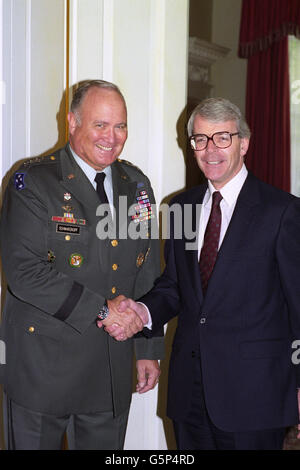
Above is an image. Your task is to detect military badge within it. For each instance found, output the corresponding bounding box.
[64,193,72,201]
[144,247,151,262]
[47,250,56,263]
[62,205,73,212]
[136,253,145,267]
[69,253,84,268]
[14,173,26,191]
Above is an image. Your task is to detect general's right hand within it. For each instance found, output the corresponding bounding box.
[96,295,144,341]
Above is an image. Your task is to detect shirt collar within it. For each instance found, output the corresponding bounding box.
[68,143,112,188]
[205,164,248,207]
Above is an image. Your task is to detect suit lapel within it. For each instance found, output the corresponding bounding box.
[204,173,261,300]
[184,185,207,307]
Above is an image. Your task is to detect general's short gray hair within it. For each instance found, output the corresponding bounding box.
[70,79,126,124]
[187,97,251,139]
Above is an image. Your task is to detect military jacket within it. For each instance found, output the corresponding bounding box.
[0,145,164,415]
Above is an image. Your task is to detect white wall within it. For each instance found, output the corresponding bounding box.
[1,0,189,450]
[1,0,67,179]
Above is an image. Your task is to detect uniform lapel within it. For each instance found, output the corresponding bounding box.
[111,161,138,236]
[59,146,100,222]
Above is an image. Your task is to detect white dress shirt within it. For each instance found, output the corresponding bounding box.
[197,164,248,258]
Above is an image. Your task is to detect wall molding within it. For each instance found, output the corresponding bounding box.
[189,36,230,85]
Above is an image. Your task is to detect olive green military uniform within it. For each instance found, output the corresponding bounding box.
[0,145,164,448]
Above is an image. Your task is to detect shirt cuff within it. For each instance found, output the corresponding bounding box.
[137,302,152,330]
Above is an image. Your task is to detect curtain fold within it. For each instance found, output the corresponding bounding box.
[239,0,300,192]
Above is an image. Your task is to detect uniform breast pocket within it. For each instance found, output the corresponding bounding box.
[47,220,91,271]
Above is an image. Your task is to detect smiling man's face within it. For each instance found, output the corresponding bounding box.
[192,116,249,189]
[68,87,128,171]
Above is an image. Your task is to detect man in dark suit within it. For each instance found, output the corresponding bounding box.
[0,80,164,449]
[105,98,300,450]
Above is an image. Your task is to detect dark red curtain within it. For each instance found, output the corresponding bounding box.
[239,0,300,192]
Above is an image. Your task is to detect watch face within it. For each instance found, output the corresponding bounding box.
[98,305,109,320]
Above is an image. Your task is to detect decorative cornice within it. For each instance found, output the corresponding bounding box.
[189,37,230,84]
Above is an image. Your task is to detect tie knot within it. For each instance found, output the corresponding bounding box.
[94,172,106,185]
[212,191,222,206]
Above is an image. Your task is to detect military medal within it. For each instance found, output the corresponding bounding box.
[52,215,86,225]
[69,253,84,268]
[52,195,86,227]
[131,190,154,224]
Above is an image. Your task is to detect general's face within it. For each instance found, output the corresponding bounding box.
[68,87,128,171]
[192,116,249,189]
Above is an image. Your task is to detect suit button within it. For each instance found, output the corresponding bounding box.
[191,351,196,358]
[112,263,118,271]
[28,326,35,333]
[200,318,206,324]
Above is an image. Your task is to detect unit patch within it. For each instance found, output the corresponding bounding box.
[69,253,84,268]
[14,173,26,191]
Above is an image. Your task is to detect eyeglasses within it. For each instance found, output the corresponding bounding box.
[190,132,240,151]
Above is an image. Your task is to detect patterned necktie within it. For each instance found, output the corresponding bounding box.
[199,191,223,294]
[94,172,108,204]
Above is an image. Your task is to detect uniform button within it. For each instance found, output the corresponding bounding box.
[111,286,117,294]
[28,326,35,333]
[200,318,206,324]
[111,240,118,247]
[112,263,118,271]
[65,235,71,241]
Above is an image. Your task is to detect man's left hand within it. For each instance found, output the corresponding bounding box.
[136,360,160,394]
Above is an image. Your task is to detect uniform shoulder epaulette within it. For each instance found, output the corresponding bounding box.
[117,158,145,175]
[22,154,57,168]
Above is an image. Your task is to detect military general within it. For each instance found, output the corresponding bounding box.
[0,80,164,450]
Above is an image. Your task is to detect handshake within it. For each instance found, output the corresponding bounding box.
[97,295,149,341]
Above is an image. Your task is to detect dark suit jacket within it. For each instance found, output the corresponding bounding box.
[141,172,300,432]
[0,145,164,416]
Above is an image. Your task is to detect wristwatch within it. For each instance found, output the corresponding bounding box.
[98,301,110,321]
